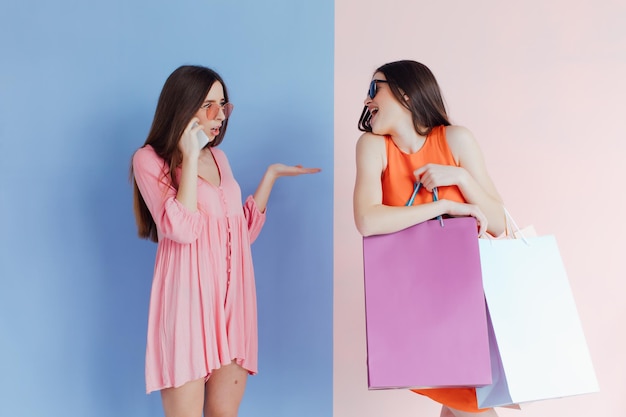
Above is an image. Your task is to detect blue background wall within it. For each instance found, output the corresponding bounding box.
[0,1,333,416]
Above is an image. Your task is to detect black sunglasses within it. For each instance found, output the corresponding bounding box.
[368,79,388,99]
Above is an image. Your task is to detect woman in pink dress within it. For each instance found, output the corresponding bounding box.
[131,65,320,417]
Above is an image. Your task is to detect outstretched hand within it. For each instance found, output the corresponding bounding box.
[269,163,321,178]
[253,164,322,213]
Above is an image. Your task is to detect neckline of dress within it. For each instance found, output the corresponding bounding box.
[387,134,429,156]
[198,147,222,188]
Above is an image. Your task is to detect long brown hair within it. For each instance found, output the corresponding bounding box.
[358,60,450,136]
[130,65,230,242]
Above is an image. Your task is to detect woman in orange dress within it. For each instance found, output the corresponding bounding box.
[353,60,506,416]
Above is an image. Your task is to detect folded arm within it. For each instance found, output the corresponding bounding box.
[353,133,487,237]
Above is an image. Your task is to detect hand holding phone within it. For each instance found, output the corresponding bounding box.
[192,122,210,149]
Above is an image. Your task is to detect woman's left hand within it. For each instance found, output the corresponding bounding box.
[269,164,321,179]
[252,164,321,212]
[413,163,467,191]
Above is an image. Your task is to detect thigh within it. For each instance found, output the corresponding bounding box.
[446,406,499,417]
[204,361,248,417]
[161,378,205,417]
[440,406,455,417]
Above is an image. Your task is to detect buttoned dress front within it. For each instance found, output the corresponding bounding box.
[133,145,266,394]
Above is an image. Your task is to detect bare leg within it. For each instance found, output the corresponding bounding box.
[440,406,455,417]
[443,406,500,417]
[204,361,248,417]
[161,378,205,417]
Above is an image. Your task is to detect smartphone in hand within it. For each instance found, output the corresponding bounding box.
[193,122,210,149]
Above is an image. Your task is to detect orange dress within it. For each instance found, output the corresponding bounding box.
[381,125,488,413]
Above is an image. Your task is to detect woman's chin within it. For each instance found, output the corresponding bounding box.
[371,126,384,136]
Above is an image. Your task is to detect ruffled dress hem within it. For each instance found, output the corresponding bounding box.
[146,357,257,394]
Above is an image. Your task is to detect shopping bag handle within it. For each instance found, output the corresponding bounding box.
[406,184,528,240]
[405,182,445,227]
[503,207,529,244]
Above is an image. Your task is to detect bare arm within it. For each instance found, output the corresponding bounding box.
[175,119,203,211]
[252,164,321,213]
[414,126,505,235]
[353,133,487,237]
[132,137,204,244]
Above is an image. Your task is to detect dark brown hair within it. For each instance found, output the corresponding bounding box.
[358,60,450,136]
[131,65,230,242]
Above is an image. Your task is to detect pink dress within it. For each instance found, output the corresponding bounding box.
[132,145,266,394]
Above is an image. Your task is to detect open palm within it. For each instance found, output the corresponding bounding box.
[270,163,321,178]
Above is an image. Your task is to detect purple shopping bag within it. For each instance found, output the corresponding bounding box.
[363,216,491,389]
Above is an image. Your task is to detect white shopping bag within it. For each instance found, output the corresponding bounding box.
[476,219,599,408]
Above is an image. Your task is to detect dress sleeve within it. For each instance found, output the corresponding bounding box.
[132,147,203,244]
[243,195,266,243]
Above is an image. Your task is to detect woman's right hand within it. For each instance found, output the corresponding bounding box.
[178,118,203,159]
[444,200,488,237]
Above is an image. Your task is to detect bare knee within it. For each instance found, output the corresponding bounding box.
[205,405,240,417]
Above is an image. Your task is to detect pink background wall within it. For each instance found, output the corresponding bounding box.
[334,1,626,416]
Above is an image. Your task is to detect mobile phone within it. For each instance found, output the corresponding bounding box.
[192,122,210,149]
